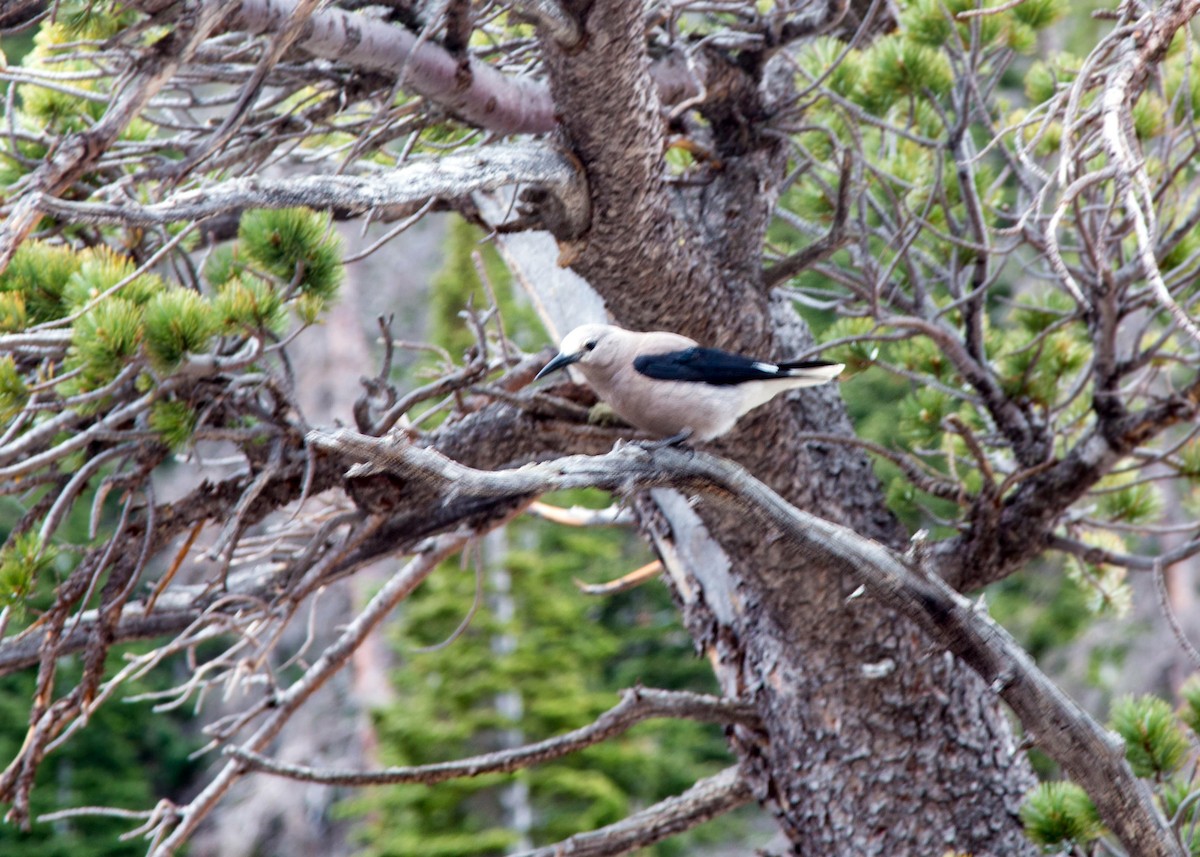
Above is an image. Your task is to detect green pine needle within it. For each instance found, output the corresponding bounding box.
[149,399,198,451]
[0,355,29,424]
[238,208,344,302]
[1012,0,1067,29]
[1019,781,1104,847]
[0,240,81,324]
[856,36,953,115]
[63,245,164,309]
[0,532,58,611]
[1109,694,1190,778]
[71,297,144,387]
[214,274,288,335]
[142,288,218,372]
[1178,675,1200,736]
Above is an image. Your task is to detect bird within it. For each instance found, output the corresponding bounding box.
[535,323,844,441]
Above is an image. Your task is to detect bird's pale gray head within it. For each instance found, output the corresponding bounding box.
[535,324,625,380]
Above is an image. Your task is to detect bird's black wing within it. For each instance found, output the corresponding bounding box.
[632,347,782,386]
[634,348,841,385]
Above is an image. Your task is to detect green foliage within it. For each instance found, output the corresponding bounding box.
[142,288,218,371]
[19,82,104,135]
[237,208,344,307]
[0,532,57,611]
[997,328,1088,406]
[0,291,28,332]
[1109,695,1190,778]
[63,246,164,310]
[794,37,862,98]
[1160,778,1200,854]
[352,513,730,857]
[1132,93,1167,140]
[201,245,246,288]
[1180,674,1200,736]
[1095,479,1162,525]
[55,0,138,39]
[898,386,954,448]
[0,356,29,423]
[69,297,144,389]
[819,316,880,373]
[900,0,958,49]
[855,35,953,115]
[1019,781,1104,848]
[149,399,197,451]
[0,240,81,324]
[1012,0,1067,29]
[213,273,289,334]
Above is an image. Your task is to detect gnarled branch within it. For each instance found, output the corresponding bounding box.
[510,765,752,857]
[36,143,591,239]
[227,687,759,785]
[309,428,1184,857]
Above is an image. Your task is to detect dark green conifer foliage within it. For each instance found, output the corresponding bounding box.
[142,288,218,371]
[1109,695,1190,779]
[237,208,344,304]
[1019,780,1104,850]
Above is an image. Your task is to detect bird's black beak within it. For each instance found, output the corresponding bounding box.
[535,351,581,381]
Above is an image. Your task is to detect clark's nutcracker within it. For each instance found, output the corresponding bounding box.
[535,324,844,440]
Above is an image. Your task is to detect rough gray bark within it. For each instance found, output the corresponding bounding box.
[533,2,1038,853]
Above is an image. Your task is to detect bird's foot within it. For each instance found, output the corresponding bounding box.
[635,428,695,452]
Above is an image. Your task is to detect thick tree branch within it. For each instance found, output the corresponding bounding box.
[934,376,1200,590]
[36,143,590,239]
[227,687,759,785]
[309,429,1184,857]
[219,0,556,134]
[0,387,616,679]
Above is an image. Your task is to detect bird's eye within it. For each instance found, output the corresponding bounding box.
[585,340,597,351]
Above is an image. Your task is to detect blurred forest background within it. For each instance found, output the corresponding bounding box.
[4,0,1200,855]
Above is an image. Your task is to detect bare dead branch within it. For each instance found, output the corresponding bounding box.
[227,687,758,785]
[145,528,476,856]
[575,560,663,596]
[36,143,591,239]
[510,765,752,857]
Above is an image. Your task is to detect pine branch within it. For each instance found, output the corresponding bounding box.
[35,143,591,239]
[227,687,759,785]
[309,429,1185,857]
[510,766,751,857]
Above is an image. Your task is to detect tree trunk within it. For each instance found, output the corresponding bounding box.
[531,2,1039,852]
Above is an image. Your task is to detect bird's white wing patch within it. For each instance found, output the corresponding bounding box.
[752,361,780,374]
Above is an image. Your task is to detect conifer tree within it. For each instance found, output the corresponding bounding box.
[3,1,1200,856]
